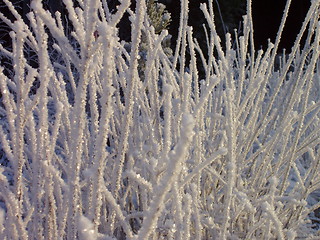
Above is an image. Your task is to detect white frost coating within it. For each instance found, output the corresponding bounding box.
[137,113,195,240]
[181,113,195,140]
[56,101,64,111]
[78,215,97,240]
[0,167,6,182]
[286,230,297,240]
[163,84,173,94]
[262,202,285,240]
[0,207,4,228]
[0,0,319,239]
[97,22,116,38]
[30,0,42,12]
[181,147,227,187]
[124,170,153,191]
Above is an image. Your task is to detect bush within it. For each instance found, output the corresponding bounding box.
[0,0,319,239]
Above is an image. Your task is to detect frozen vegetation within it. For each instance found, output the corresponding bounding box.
[0,0,319,239]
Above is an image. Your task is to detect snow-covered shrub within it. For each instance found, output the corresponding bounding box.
[0,0,319,239]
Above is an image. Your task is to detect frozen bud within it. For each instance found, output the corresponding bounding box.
[30,0,42,11]
[57,101,64,111]
[0,168,6,181]
[269,176,278,186]
[98,22,116,37]
[163,84,173,94]
[9,31,16,38]
[163,13,171,22]
[78,215,97,240]
[217,147,228,156]
[181,113,195,140]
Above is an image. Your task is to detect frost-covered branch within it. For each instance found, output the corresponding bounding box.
[0,0,319,239]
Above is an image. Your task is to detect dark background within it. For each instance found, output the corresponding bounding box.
[0,0,311,52]
[251,0,310,51]
[162,0,310,52]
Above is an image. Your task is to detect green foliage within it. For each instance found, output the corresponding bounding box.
[138,0,173,79]
[147,0,172,34]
